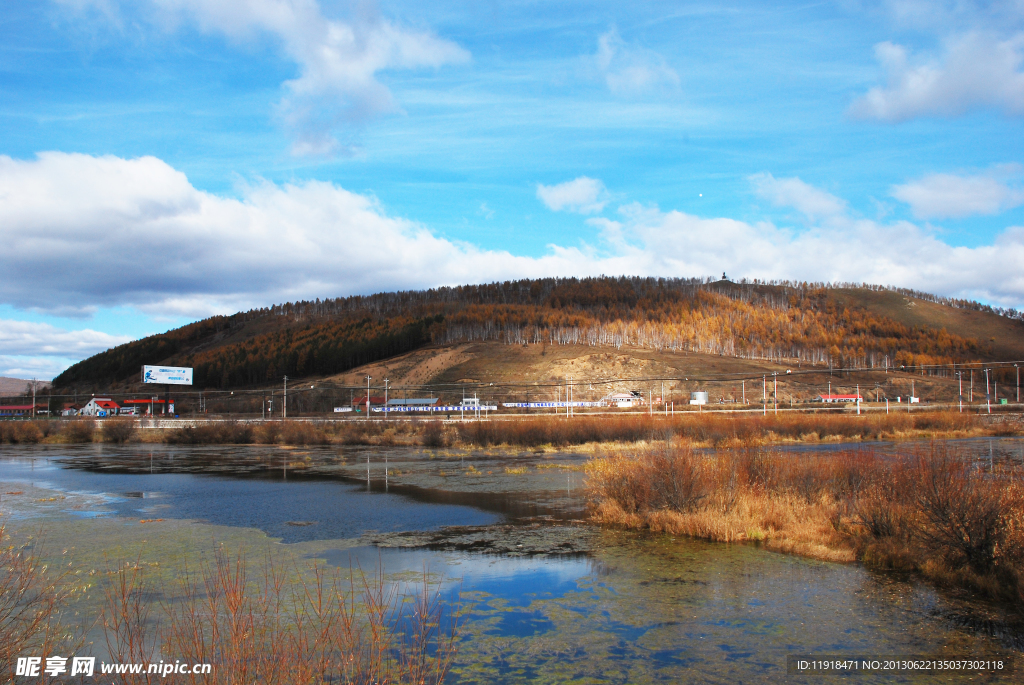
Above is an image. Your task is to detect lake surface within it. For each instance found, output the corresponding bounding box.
[2,439,1022,683]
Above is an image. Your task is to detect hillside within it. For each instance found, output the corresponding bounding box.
[52,277,1024,391]
[325,341,980,411]
[0,377,50,397]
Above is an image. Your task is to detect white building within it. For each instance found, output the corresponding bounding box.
[604,392,644,408]
[80,397,120,417]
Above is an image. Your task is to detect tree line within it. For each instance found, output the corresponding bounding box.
[53,277,1004,390]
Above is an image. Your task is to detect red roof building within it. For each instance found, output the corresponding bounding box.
[80,398,121,416]
[0,404,48,417]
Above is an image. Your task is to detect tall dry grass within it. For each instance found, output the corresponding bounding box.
[102,549,460,685]
[159,420,419,447]
[165,421,255,445]
[0,411,1001,448]
[279,422,332,446]
[102,418,138,444]
[28,410,982,448]
[456,411,983,448]
[588,441,1024,603]
[0,524,78,668]
[59,419,97,443]
[0,419,97,444]
[0,421,44,445]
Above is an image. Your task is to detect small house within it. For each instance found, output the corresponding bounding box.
[605,392,644,408]
[80,398,121,417]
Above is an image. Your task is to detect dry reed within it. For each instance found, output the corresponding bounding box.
[0,410,1006,448]
[165,421,255,445]
[102,418,138,444]
[102,548,460,685]
[0,523,78,668]
[59,419,97,443]
[454,411,986,448]
[588,441,1024,603]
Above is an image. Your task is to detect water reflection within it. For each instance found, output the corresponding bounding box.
[325,533,1016,683]
[0,453,499,542]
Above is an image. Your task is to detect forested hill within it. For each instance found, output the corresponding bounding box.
[53,277,1024,390]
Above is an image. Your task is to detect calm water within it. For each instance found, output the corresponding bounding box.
[2,440,1022,683]
[0,448,500,542]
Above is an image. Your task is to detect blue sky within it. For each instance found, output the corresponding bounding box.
[3,0,1024,379]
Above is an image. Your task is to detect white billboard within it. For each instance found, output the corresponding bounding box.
[142,365,193,385]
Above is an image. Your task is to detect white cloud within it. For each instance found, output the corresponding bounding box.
[850,33,1024,121]
[537,177,609,214]
[891,171,1024,218]
[0,320,132,380]
[0,356,74,383]
[59,0,470,154]
[592,28,680,97]
[0,152,595,317]
[749,172,847,221]
[0,320,131,358]
[2,153,1023,333]
[609,203,1024,308]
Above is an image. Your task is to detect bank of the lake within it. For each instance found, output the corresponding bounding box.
[1,410,1020,451]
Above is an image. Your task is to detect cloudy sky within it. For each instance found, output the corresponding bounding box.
[3,0,1024,379]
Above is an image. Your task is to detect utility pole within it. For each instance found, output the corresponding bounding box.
[773,373,777,415]
[384,378,390,422]
[742,380,745,405]
[283,376,288,420]
[31,379,36,419]
[365,375,372,421]
[763,376,766,416]
[970,369,974,402]
[958,372,963,413]
[1016,363,1020,403]
[985,368,991,414]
